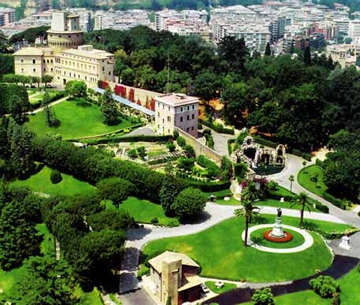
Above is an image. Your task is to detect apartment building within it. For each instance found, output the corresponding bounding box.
[155,93,199,138]
[0,8,15,25]
[349,20,360,40]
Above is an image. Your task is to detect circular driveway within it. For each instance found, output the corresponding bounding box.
[242,224,314,253]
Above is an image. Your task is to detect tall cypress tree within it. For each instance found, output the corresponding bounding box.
[304,46,312,65]
[264,42,271,56]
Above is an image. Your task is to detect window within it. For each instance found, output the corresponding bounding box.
[32,59,36,64]
[69,73,71,77]
[51,59,53,63]
[158,102,160,107]
[44,68,46,72]
[163,105,164,109]
[158,112,160,117]
[168,129,170,134]
[192,105,195,110]
[167,116,171,122]
[47,59,49,64]
[187,127,190,132]
[187,115,190,120]
[43,59,45,63]
[21,59,24,63]
[33,68,36,72]
[187,106,189,110]
[162,119,164,123]
[192,126,194,130]
[51,68,53,72]
[168,106,170,111]
[21,68,24,72]
[102,67,105,71]
[180,116,183,122]
[180,107,183,112]
[192,114,194,119]
[109,71,111,75]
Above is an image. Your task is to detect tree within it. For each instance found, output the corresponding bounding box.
[41,75,53,87]
[101,87,120,125]
[166,295,172,305]
[304,46,312,65]
[137,146,147,159]
[234,196,260,247]
[218,36,249,72]
[166,142,176,152]
[19,256,78,305]
[172,187,206,221]
[264,42,271,56]
[65,80,87,98]
[252,287,274,305]
[0,199,40,270]
[97,177,136,207]
[50,169,62,184]
[289,175,294,192]
[88,210,135,232]
[302,160,307,169]
[31,76,41,88]
[159,165,180,214]
[291,192,312,228]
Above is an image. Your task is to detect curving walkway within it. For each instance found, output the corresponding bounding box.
[119,152,360,304]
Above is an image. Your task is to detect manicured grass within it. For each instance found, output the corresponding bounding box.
[337,265,360,305]
[298,165,327,197]
[215,197,322,212]
[250,227,305,249]
[269,185,294,198]
[205,281,237,294]
[74,287,103,305]
[26,99,136,139]
[109,197,180,227]
[201,189,233,199]
[35,223,55,257]
[143,215,335,282]
[12,166,97,196]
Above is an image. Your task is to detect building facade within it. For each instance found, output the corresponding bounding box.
[14,12,114,87]
[155,93,199,138]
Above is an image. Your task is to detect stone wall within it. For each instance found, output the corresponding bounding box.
[175,127,223,165]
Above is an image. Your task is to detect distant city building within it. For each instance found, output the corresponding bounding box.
[14,12,114,87]
[349,20,360,40]
[155,93,199,138]
[0,8,15,25]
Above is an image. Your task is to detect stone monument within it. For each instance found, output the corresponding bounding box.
[270,208,285,238]
[339,235,352,250]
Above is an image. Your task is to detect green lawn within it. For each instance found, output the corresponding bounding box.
[269,185,294,198]
[107,197,180,227]
[12,166,97,196]
[29,91,59,105]
[250,227,305,249]
[205,281,237,294]
[243,266,360,305]
[26,99,136,139]
[36,223,55,257]
[215,197,322,212]
[298,165,327,197]
[143,215,340,282]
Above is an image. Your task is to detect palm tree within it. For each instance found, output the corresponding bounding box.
[289,175,294,192]
[235,181,261,246]
[235,198,260,246]
[291,192,312,228]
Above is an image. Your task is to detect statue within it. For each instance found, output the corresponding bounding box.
[277,207,282,217]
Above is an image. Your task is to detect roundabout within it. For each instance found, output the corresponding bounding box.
[242,224,314,253]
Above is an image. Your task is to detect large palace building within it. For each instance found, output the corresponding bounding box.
[14,12,114,87]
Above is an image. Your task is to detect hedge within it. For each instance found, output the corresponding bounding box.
[323,191,347,210]
[199,119,234,135]
[228,138,235,155]
[183,179,231,192]
[291,149,312,162]
[81,133,169,145]
[252,135,278,148]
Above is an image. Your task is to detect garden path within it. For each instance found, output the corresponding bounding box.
[26,96,68,114]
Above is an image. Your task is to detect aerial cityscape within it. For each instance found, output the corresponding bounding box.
[0,0,360,304]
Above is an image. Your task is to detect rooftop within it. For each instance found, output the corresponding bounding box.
[148,251,199,274]
[14,46,53,56]
[155,93,199,107]
[61,45,113,59]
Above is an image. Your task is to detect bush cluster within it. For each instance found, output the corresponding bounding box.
[196,155,221,179]
[310,275,340,298]
[323,191,347,210]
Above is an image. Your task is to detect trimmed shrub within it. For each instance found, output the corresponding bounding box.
[183,144,195,157]
[323,191,347,210]
[128,149,137,159]
[252,287,274,305]
[172,187,206,221]
[267,180,278,191]
[50,169,62,184]
[166,142,176,152]
[177,136,186,147]
[173,129,179,140]
[197,155,221,179]
[310,275,340,298]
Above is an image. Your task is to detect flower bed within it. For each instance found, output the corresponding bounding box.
[264,229,293,243]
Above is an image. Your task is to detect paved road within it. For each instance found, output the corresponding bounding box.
[118,201,347,303]
[211,129,237,156]
[270,154,360,228]
[125,126,155,137]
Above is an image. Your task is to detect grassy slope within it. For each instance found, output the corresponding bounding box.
[143,215,349,282]
[106,197,180,227]
[26,99,135,139]
[205,281,237,294]
[298,165,327,197]
[12,166,97,196]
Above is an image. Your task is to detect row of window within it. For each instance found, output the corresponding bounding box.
[157,114,195,122]
[157,102,196,112]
